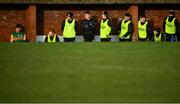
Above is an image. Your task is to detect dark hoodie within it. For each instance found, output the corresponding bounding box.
[163,16,179,35]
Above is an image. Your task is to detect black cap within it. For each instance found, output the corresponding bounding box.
[102,11,108,17]
[155,28,161,33]
[16,24,22,28]
[169,10,175,15]
[140,14,146,18]
[16,24,24,32]
[85,11,91,14]
[125,13,131,17]
[67,12,73,18]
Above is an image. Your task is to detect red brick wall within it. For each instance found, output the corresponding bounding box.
[0,8,26,42]
[0,4,180,42]
[43,10,127,35]
[140,5,180,30]
[37,4,129,36]
[26,5,36,42]
[128,5,138,41]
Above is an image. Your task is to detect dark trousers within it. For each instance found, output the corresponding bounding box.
[83,34,94,42]
[119,38,131,42]
[84,39,94,42]
[139,38,147,42]
[64,38,75,42]
[177,33,180,41]
[100,38,111,42]
[165,33,176,42]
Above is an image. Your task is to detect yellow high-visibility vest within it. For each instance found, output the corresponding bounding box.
[119,19,131,39]
[138,21,148,39]
[63,19,76,38]
[154,31,162,42]
[165,17,176,34]
[100,19,111,38]
[48,34,57,42]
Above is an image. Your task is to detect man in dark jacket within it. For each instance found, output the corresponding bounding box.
[80,11,97,42]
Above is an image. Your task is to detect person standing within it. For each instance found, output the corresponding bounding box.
[61,12,78,42]
[100,11,112,42]
[80,11,97,42]
[163,10,179,42]
[118,13,133,42]
[138,15,151,41]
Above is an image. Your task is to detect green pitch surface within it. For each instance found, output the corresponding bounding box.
[0,42,180,103]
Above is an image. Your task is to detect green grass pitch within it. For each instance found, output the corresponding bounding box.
[0,42,180,103]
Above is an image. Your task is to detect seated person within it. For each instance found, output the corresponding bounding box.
[152,28,163,42]
[10,24,26,42]
[44,29,59,42]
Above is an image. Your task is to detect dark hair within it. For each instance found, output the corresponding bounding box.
[125,13,131,17]
[125,13,132,20]
[85,11,91,14]
[169,10,175,15]
[67,12,73,17]
[140,14,146,18]
[102,11,108,17]
[155,28,161,33]
[16,24,24,32]
[16,24,22,28]
[49,29,55,33]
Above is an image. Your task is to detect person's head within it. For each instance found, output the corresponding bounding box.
[67,12,73,20]
[15,24,23,32]
[124,13,131,21]
[154,28,161,34]
[102,11,108,19]
[84,11,91,20]
[169,10,175,17]
[48,29,55,36]
[140,15,146,23]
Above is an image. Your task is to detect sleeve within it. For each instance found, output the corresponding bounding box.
[162,17,167,33]
[124,22,133,37]
[75,21,78,32]
[161,33,164,41]
[56,36,60,42]
[118,21,122,33]
[80,20,83,30]
[152,32,155,41]
[61,20,65,31]
[175,18,179,35]
[108,20,113,35]
[146,22,151,40]
[44,36,48,42]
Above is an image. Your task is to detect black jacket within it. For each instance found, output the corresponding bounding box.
[118,19,133,37]
[80,19,97,35]
[163,16,179,35]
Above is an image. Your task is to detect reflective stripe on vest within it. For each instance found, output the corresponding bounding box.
[138,21,148,39]
[154,31,162,42]
[63,19,76,38]
[165,17,176,34]
[119,19,131,39]
[48,35,57,42]
[100,19,111,38]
